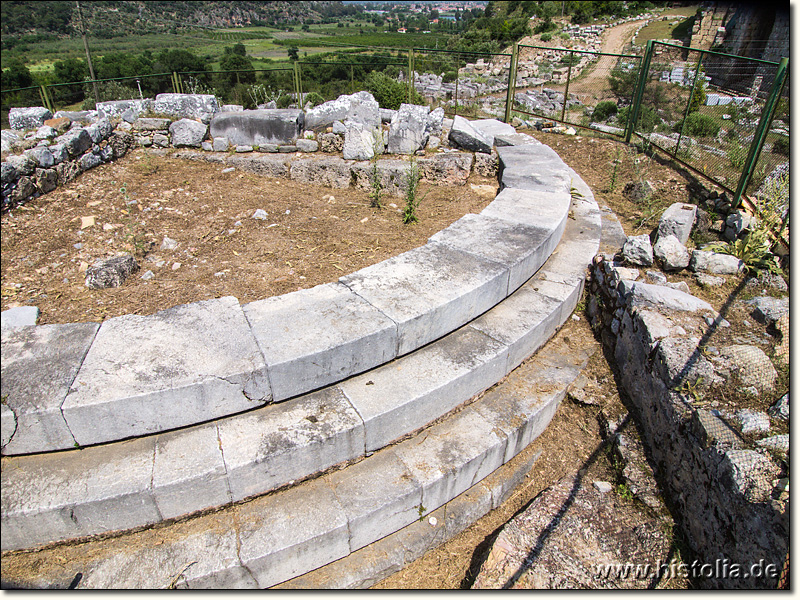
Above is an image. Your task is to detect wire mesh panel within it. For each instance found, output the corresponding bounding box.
[513,44,641,137]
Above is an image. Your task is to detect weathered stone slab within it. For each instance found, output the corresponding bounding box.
[481,187,571,233]
[304,91,380,130]
[387,103,429,155]
[223,154,289,178]
[470,118,516,141]
[417,152,473,186]
[237,478,350,588]
[470,284,564,373]
[340,242,508,355]
[61,296,271,446]
[154,93,219,121]
[9,107,52,131]
[429,213,554,294]
[448,115,493,153]
[1,322,99,455]
[622,234,654,266]
[351,159,410,197]
[494,132,541,146]
[152,424,230,521]
[393,406,506,515]
[329,449,422,551]
[342,120,381,160]
[96,99,152,121]
[657,202,697,245]
[1,305,39,330]
[0,436,159,551]
[169,118,208,147]
[689,249,744,274]
[218,387,365,503]
[209,109,303,147]
[244,282,397,401]
[497,141,563,169]
[339,326,508,452]
[289,156,353,188]
[55,127,93,158]
[619,280,714,313]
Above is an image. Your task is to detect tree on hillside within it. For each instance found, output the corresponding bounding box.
[287,46,300,61]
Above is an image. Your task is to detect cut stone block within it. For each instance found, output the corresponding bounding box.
[470,284,564,373]
[340,242,508,356]
[152,424,231,521]
[289,156,353,188]
[237,477,350,588]
[386,103,430,155]
[329,449,422,552]
[218,387,366,503]
[448,115,494,153]
[429,213,554,294]
[1,322,99,454]
[0,436,159,552]
[657,202,697,245]
[244,282,397,401]
[209,109,304,147]
[481,187,571,233]
[61,297,271,446]
[392,406,506,514]
[304,91,380,131]
[339,326,508,452]
[494,132,541,147]
[470,119,516,141]
[224,154,289,178]
[1,305,40,330]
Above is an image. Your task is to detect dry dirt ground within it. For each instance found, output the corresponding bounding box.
[1,150,497,325]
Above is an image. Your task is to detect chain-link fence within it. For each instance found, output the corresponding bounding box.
[510,43,642,139]
[627,41,788,249]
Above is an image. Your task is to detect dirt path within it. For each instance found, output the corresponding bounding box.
[565,19,648,101]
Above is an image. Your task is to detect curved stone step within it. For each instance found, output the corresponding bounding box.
[0,316,597,590]
[1,134,572,455]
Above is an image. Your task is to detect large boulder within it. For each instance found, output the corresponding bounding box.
[653,234,690,270]
[342,120,381,161]
[56,127,93,158]
[24,147,54,169]
[425,107,445,136]
[209,109,304,147]
[387,103,430,155]
[689,250,744,275]
[96,99,153,121]
[656,202,696,245]
[9,107,53,131]
[304,91,380,130]
[169,118,208,147]
[85,117,114,144]
[448,115,493,153]
[153,93,219,123]
[622,234,654,267]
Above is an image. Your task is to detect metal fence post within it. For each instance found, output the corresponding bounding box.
[504,42,519,123]
[625,40,655,144]
[407,48,414,102]
[561,49,574,123]
[732,56,789,209]
[38,85,54,113]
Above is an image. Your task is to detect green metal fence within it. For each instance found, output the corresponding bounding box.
[508,42,643,139]
[626,40,789,249]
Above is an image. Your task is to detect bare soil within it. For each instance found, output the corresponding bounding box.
[1,149,497,325]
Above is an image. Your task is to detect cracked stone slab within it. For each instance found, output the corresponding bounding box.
[217,386,365,503]
[429,213,555,294]
[392,405,507,515]
[340,242,508,356]
[236,477,350,588]
[152,424,231,521]
[61,297,271,446]
[339,325,508,452]
[243,282,397,401]
[1,322,98,454]
[481,187,571,233]
[1,436,159,552]
[329,448,422,552]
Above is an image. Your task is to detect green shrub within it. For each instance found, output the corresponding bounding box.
[365,70,423,110]
[618,105,661,133]
[304,92,325,107]
[276,94,294,109]
[592,100,618,122]
[681,112,720,137]
[442,70,458,83]
[540,32,552,42]
[772,136,789,157]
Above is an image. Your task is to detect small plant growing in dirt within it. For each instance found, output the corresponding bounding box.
[608,147,621,192]
[117,182,151,258]
[707,228,780,274]
[402,158,427,224]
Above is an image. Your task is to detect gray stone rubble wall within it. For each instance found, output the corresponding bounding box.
[588,257,787,589]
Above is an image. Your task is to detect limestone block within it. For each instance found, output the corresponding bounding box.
[448,115,493,153]
[289,156,353,188]
[657,202,697,245]
[417,152,473,186]
[622,234,654,267]
[169,118,208,148]
[154,93,219,122]
[689,249,744,274]
[340,242,508,356]
[61,296,272,446]
[9,107,52,131]
[209,109,303,147]
[387,103,430,155]
[653,234,690,270]
[0,322,99,454]
[351,159,409,197]
[304,91,380,130]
